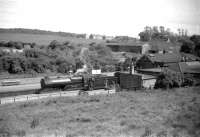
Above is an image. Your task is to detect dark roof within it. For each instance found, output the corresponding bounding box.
[147,53,182,63]
[168,61,200,74]
[180,53,200,61]
[137,68,162,73]
[106,42,145,47]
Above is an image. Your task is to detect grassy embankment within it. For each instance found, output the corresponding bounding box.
[0,33,105,45]
[0,87,200,137]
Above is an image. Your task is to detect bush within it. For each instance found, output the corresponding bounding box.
[24,48,47,58]
[154,70,182,89]
[101,65,115,72]
[30,118,39,129]
[57,63,71,73]
[182,77,194,86]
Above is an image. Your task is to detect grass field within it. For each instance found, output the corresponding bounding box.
[0,87,200,137]
[0,33,105,45]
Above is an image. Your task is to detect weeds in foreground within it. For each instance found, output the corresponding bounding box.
[30,117,39,129]
[140,127,152,137]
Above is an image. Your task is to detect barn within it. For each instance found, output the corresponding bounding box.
[106,42,150,54]
[136,53,183,69]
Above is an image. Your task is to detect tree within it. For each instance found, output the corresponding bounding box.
[177,28,181,36]
[89,34,94,39]
[152,26,159,33]
[180,39,195,53]
[154,70,182,89]
[190,35,200,56]
[159,26,165,33]
[48,40,61,50]
[139,32,150,41]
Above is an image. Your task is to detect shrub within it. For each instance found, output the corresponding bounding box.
[154,70,182,89]
[48,40,62,50]
[101,65,115,72]
[141,127,152,137]
[57,63,71,73]
[30,118,39,129]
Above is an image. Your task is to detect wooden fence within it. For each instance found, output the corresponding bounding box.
[0,89,115,105]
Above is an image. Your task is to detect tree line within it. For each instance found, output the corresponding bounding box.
[0,40,117,74]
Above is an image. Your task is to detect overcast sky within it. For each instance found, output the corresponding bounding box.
[0,0,200,37]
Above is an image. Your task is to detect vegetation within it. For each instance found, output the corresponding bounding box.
[0,28,86,38]
[139,26,200,58]
[0,40,116,74]
[179,35,200,57]
[0,87,199,136]
[154,69,196,89]
[138,26,183,42]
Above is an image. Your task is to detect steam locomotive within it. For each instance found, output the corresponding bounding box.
[40,74,118,92]
[40,72,142,93]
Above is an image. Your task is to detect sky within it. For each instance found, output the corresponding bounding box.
[0,0,200,37]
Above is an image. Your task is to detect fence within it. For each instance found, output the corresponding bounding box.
[0,89,116,105]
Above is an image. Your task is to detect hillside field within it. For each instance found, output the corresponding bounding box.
[0,33,105,45]
[0,87,200,137]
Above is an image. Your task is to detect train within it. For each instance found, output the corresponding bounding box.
[40,72,142,93]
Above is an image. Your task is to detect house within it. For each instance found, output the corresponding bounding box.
[93,34,104,40]
[105,36,114,40]
[12,49,24,53]
[148,41,180,54]
[136,53,183,69]
[134,73,156,89]
[106,42,150,54]
[141,74,156,89]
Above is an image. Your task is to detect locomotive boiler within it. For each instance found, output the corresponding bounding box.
[40,74,118,92]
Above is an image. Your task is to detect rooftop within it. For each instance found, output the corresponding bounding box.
[147,53,182,63]
[168,61,200,74]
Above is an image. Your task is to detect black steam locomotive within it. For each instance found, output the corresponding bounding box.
[40,72,142,93]
[40,74,118,92]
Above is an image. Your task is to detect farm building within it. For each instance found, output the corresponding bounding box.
[136,53,183,69]
[135,73,157,89]
[136,53,200,69]
[148,40,180,54]
[114,72,142,90]
[1,48,24,53]
[106,42,151,54]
